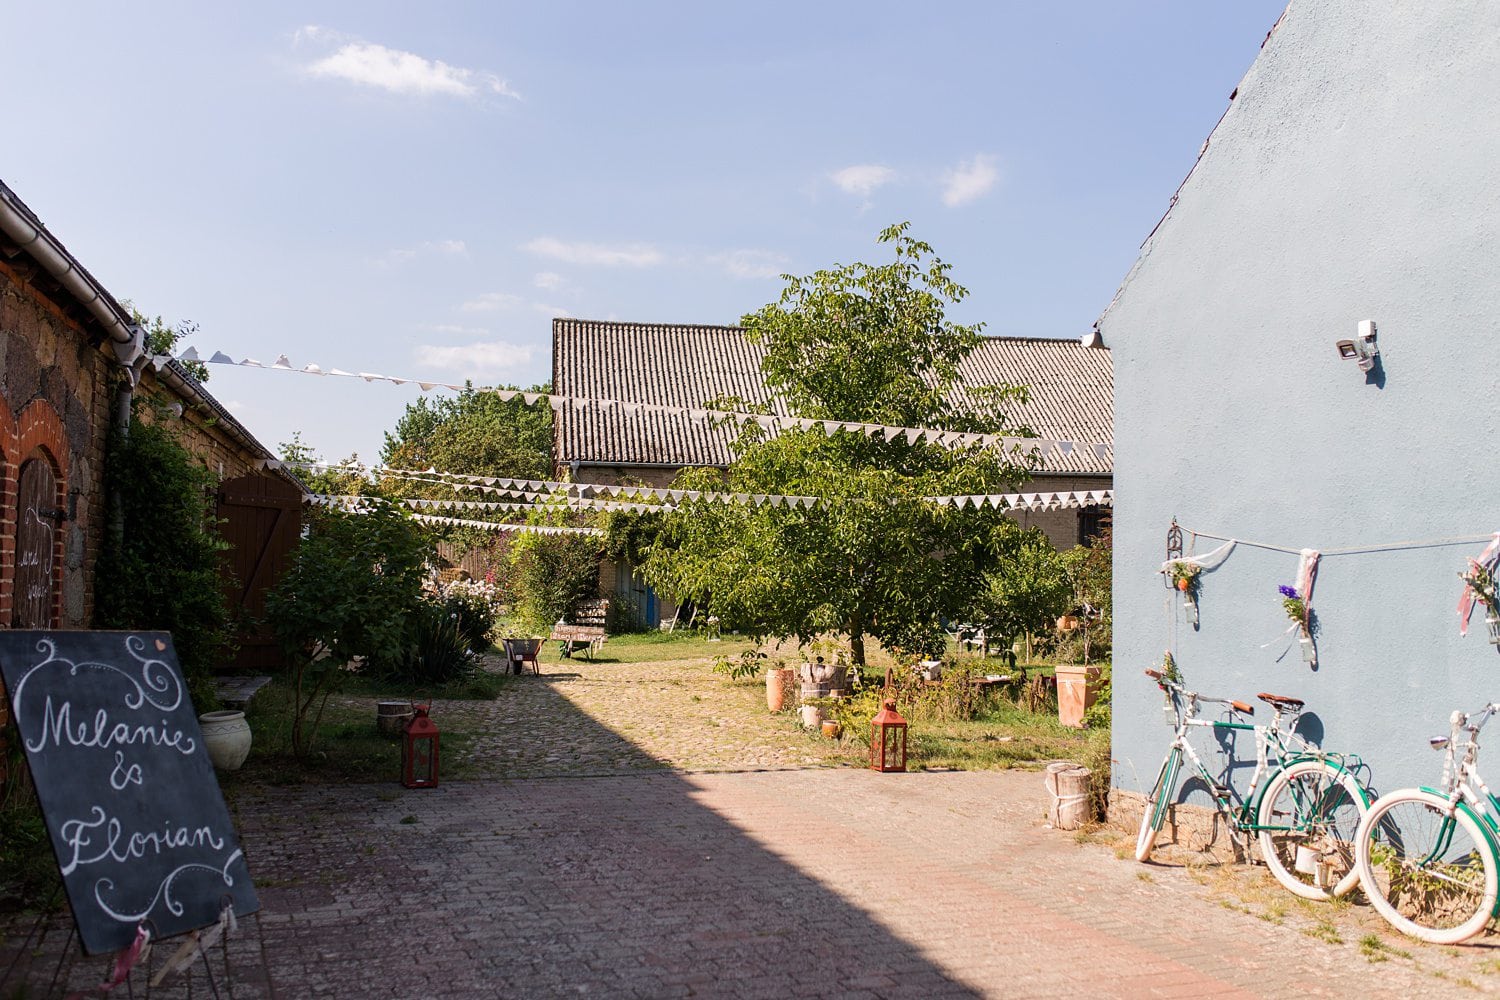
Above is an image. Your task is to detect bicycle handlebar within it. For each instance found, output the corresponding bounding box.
[1143,669,1254,715]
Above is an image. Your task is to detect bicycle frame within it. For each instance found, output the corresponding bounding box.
[1417,704,1500,913]
[1155,677,1358,841]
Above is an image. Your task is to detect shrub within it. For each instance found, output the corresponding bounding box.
[377,599,476,686]
[507,530,601,633]
[265,503,431,756]
[441,578,501,651]
[93,417,233,707]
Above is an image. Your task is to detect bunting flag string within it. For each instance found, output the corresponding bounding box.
[306,495,604,535]
[158,349,1112,462]
[308,486,1112,515]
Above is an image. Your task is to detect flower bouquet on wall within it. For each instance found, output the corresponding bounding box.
[1279,585,1316,665]
[1169,562,1202,626]
[1460,558,1500,645]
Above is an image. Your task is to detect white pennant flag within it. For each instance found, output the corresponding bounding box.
[209,351,235,364]
[272,355,293,370]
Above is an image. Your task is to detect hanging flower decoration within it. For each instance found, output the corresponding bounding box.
[1161,650,1181,683]
[1278,584,1308,629]
[1460,560,1499,617]
[1459,557,1500,644]
[1169,562,1201,600]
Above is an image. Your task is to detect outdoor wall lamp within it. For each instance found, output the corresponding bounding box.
[1336,320,1379,372]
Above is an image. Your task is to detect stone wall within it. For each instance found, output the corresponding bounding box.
[0,258,114,627]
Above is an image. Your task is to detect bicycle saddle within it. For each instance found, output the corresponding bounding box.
[1257,692,1304,711]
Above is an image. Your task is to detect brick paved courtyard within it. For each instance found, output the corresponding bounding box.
[3,657,1496,997]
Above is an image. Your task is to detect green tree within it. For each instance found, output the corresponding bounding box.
[380,385,551,481]
[506,501,602,633]
[126,305,209,382]
[972,522,1072,651]
[278,432,373,497]
[263,503,431,756]
[641,224,1034,664]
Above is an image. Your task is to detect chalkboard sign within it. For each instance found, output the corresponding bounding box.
[0,631,259,955]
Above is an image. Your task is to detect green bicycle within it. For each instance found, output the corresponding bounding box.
[1136,668,1371,899]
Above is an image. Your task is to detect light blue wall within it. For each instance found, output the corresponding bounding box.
[1101,1,1500,799]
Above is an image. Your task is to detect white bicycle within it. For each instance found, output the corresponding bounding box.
[1354,702,1500,944]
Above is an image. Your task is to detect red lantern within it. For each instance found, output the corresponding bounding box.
[402,703,440,788]
[869,698,908,772]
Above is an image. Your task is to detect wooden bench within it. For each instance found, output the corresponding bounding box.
[551,599,609,659]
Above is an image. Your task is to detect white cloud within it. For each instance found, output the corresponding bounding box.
[523,237,661,268]
[380,239,467,266]
[532,271,565,290]
[300,28,520,101]
[831,164,895,198]
[460,292,523,312]
[941,154,1000,207]
[710,249,789,280]
[423,323,491,337]
[414,340,535,378]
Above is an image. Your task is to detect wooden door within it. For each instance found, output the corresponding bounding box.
[13,457,60,628]
[216,474,303,671]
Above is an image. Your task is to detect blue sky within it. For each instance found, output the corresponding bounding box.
[4,1,1286,463]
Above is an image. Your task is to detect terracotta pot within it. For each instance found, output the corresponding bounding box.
[199,710,252,771]
[766,668,792,712]
[820,720,842,739]
[1056,615,1079,632]
[1055,665,1102,728]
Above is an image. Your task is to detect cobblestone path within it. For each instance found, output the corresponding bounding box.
[3,651,1496,997]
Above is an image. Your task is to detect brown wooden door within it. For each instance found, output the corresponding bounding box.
[216,474,303,671]
[13,457,59,628]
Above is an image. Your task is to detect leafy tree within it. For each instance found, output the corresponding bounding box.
[278,432,374,497]
[263,503,431,756]
[126,305,209,382]
[380,384,551,481]
[506,502,602,633]
[971,522,1071,649]
[641,224,1034,664]
[94,417,233,706]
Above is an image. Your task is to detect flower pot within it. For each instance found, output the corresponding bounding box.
[919,659,943,682]
[821,720,842,739]
[1487,613,1500,646]
[199,710,252,772]
[766,668,793,712]
[1298,634,1316,665]
[798,705,824,729]
[1055,665,1102,729]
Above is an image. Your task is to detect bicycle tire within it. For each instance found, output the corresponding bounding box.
[1135,747,1180,863]
[1256,758,1369,900]
[1354,788,1500,944]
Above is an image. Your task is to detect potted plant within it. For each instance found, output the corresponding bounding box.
[1168,561,1202,625]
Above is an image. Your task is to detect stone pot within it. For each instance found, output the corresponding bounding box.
[798,704,824,729]
[199,710,252,772]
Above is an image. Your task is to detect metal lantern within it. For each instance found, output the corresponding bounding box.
[402,704,440,788]
[869,698,908,773]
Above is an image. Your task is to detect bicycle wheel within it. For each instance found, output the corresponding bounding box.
[1135,747,1181,862]
[1256,759,1369,900]
[1354,789,1499,944]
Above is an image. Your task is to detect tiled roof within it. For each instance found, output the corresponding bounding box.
[552,318,1112,475]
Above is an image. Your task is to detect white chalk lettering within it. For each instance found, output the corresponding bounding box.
[58,807,227,876]
[27,699,196,757]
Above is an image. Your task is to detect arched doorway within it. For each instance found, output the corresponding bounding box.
[13,454,61,628]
